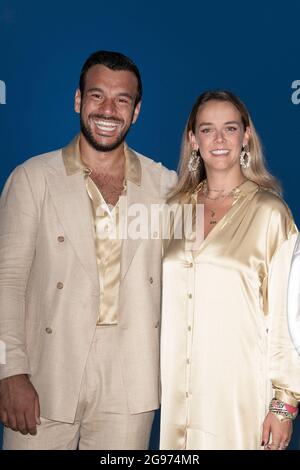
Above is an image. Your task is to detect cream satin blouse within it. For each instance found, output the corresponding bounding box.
[160,180,300,450]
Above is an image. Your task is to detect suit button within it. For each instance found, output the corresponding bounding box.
[45,327,52,334]
[154,321,160,328]
[57,236,64,243]
[149,277,154,284]
[57,282,64,289]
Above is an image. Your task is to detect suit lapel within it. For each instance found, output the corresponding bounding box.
[121,179,161,280]
[121,180,143,280]
[46,169,99,291]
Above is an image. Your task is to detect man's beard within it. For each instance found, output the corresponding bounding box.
[80,114,131,152]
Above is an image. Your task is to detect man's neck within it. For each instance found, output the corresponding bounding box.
[79,134,125,175]
[79,134,126,207]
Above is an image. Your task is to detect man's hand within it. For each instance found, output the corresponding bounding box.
[0,374,41,435]
[262,411,292,450]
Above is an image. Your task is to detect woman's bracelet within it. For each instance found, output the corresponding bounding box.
[269,398,298,421]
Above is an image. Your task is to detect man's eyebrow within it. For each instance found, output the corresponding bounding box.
[86,87,103,93]
[86,87,134,100]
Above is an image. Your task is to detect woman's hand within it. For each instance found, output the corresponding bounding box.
[262,411,292,450]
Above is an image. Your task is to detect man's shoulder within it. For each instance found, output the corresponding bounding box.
[132,148,177,180]
[131,147,177,198]
[20,147,63,173]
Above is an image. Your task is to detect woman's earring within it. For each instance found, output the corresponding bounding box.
[188,149,200,172]
[240,146,251,169]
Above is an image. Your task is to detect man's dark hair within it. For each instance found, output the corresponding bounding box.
[79,50,142,106]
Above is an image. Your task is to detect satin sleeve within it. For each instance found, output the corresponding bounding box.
[268,232,300,406]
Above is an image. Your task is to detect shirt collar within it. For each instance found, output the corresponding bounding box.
[62,134,141,186]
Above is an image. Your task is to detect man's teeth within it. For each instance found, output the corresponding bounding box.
[211,150,229,155]
[94,120,119,129]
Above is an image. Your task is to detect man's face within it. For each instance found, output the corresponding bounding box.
[75,64,141,152]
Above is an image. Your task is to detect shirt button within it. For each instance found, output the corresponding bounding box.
[186,392,189,398]
[154,321,160,328]
[57,236,64,243]
[188,293,192,299]
[57,282,64,289]
[189,262,193,268]
[149,277,154,284]
[45,327,52,334]
[152,231,158,239]
[186,358,190,364]
[188,326,192,331]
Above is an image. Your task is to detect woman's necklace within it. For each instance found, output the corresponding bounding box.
[201,179,246,226]
[202,179,245,201]
[209,209,217,225]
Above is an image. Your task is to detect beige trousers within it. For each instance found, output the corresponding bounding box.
[3,326,155,450]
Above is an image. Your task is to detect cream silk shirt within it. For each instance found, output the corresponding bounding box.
[160,180,300,450]
[63,136,141,326]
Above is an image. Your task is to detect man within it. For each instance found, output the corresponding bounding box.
[0,50,177,449]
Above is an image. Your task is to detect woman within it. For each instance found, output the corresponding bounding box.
[160,91,300,450]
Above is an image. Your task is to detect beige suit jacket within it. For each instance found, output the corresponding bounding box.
[0,138,177,423]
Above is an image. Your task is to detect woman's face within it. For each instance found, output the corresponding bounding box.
[189,100,250,174]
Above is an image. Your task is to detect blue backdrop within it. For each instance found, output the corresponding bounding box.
[1,0,300,450]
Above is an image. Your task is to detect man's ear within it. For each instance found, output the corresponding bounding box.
[132,101,141,124]
[74,89,81,114]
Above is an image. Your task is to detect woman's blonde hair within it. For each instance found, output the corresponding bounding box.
[169,90,281,201]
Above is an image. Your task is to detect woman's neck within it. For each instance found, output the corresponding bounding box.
[205,170,245,192]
